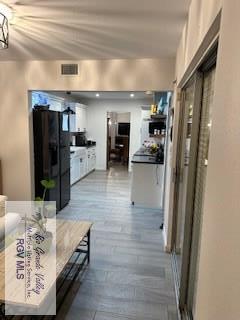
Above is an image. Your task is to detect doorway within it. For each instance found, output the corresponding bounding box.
[172,46,218,317]
[106,112,131,170]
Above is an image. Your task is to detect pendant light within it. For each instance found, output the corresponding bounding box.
[63,106,75,115]
[0,3,13,49]
[0,11,8,49]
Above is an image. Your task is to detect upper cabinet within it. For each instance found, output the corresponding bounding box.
[70,103,87,132]
[32,92,87,133]
[76,104,87,132]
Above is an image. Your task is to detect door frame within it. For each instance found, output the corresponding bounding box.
[178,71,203,309]
[186,57,217,316]
[171,72,203,295]
[106,116,111,170]
[105,111,131,171]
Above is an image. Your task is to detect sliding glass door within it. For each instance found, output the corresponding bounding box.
[187,66,216,315]
[172,72,203,288]
[172,47,217,317]
[173,77,195,281]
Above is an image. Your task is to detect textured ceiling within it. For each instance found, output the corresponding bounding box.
[1,0,191,60]
[70,91,153,101]
[46,91,154,102]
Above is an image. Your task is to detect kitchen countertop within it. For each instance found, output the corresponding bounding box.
[86,145,96,149]
[70,146,86,151]
[134,147,155,157]
[70,145,96,152]
[131,148,164,165]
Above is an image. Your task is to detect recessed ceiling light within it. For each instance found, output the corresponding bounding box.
[130,93,135,98]
[96,93,100,97]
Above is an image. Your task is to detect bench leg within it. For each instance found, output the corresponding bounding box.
[0,304,5,318]
[87,229,91,264]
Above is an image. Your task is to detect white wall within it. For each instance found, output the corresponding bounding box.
[0,58,174,200]
[85,99,147,171]
[165,0,240,318]
[194,0,240,318]
[117,112,130,123]
[164,0,223,250]
[176,0,222,82]
[140,109,151,145]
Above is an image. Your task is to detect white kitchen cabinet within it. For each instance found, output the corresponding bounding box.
[76,104,87,132]
[70,146,96,185]
[71,147,85,185]
[79,149,87,178]
[91,148,96,171]
[70,156,80,185]
[69,115,76,133]
[131,163,164,209]
[87,149,91,173]
[87,147,96,172]
[70,103,87,132]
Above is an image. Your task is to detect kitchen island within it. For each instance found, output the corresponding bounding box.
[131,148,164,209]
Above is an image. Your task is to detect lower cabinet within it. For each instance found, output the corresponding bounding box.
[91,148,96,170]
[80,156,87,178]
[87,148,96,173]
[131,163,164,209]
[70,157,80,185]
[71,147,96,186]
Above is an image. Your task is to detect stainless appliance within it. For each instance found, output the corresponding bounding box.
[33,110,71,211]
[75,132,87,146]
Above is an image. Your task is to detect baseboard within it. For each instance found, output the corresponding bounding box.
[164,244,172,253]
[71,169,96,186]
[163,226,172,253]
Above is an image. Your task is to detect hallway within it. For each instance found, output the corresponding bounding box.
[57,168,178,320]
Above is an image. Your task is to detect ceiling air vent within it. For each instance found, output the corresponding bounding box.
[61,64,78,75]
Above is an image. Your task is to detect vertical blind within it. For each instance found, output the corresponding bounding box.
[188,67,216,313]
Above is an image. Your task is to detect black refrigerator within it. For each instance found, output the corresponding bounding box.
[33,109,70,212]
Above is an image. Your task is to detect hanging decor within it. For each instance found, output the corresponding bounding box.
[0,11,8,49]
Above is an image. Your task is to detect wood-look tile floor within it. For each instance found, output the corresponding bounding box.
[57,167,178,320]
